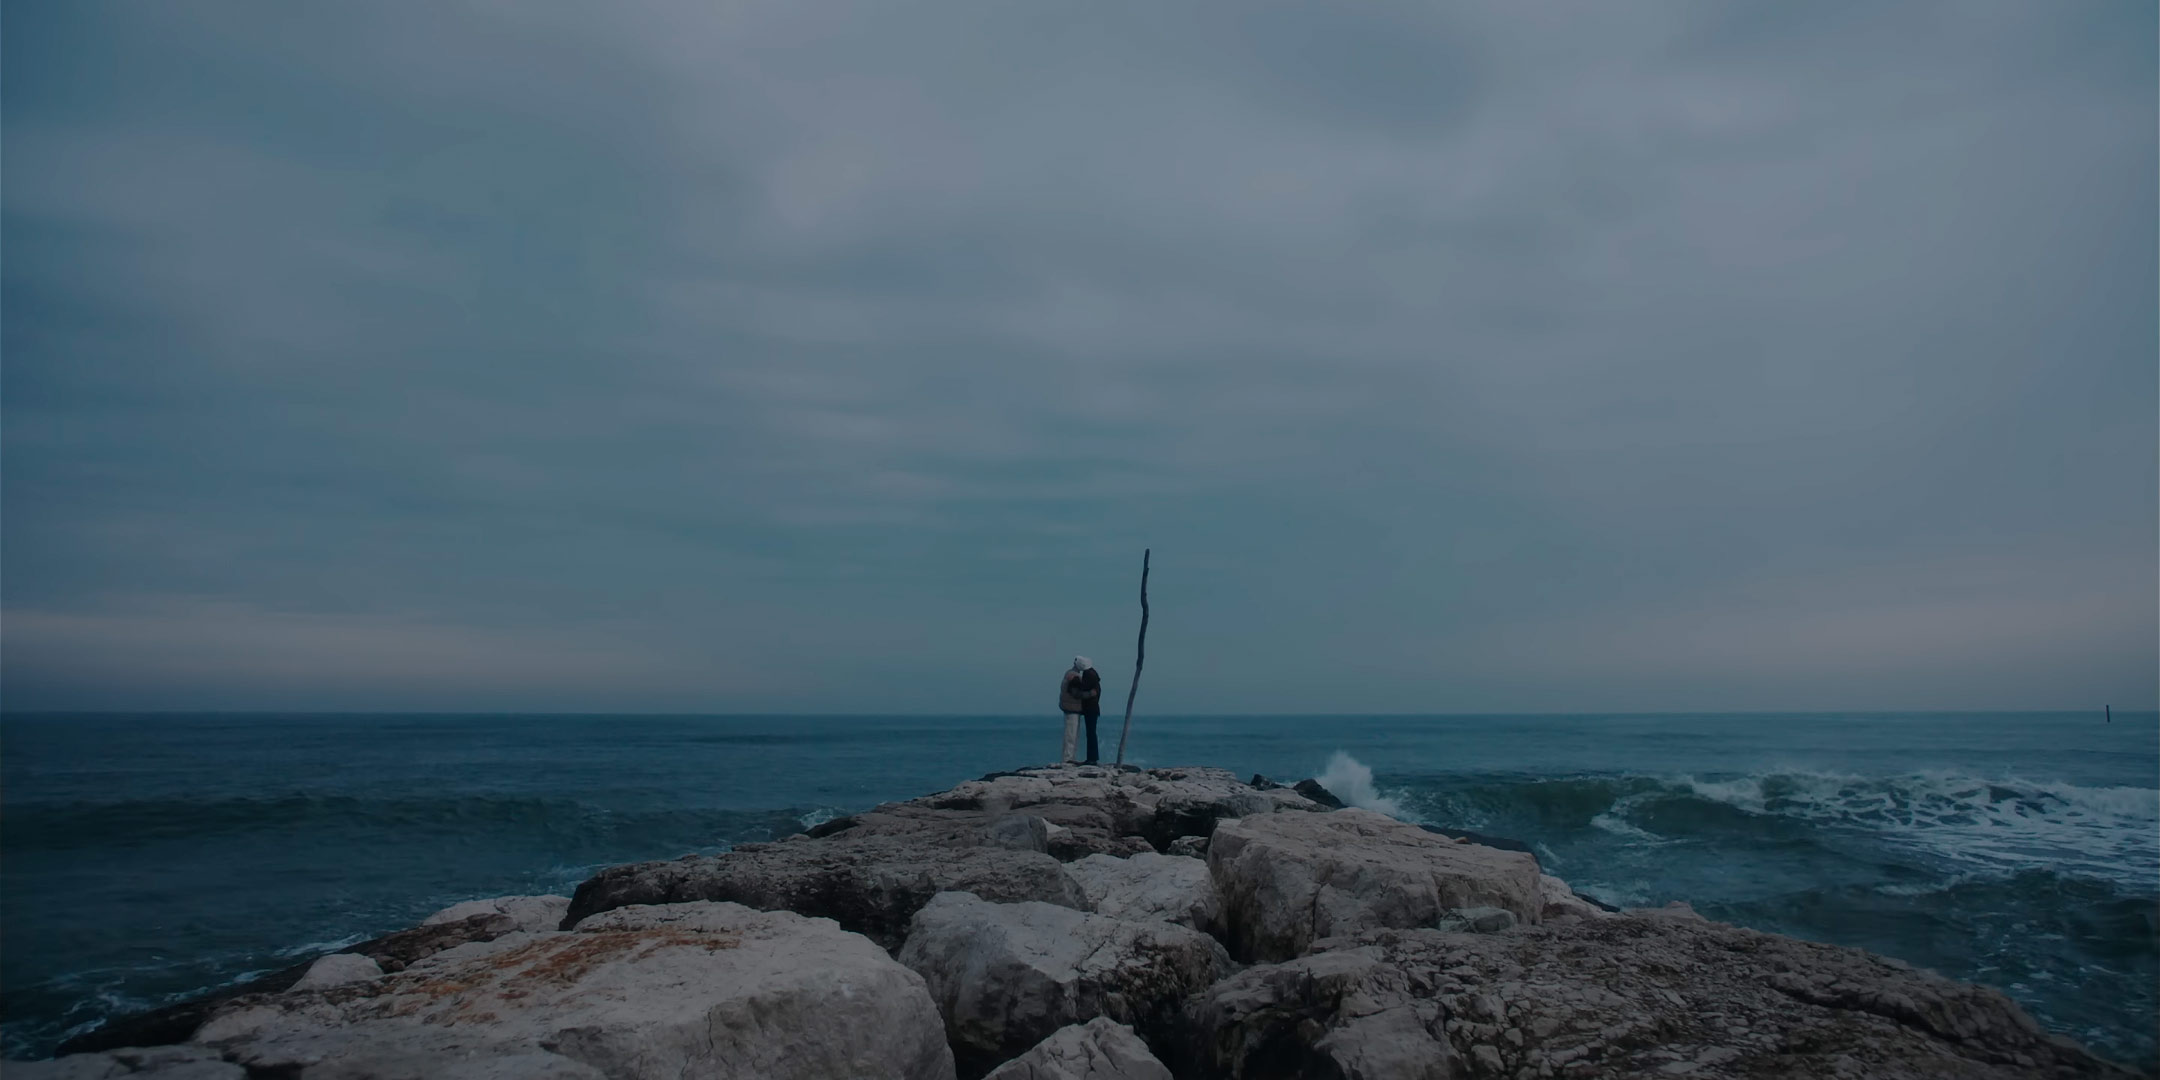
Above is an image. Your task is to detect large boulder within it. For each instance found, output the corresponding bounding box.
[1064,853,1222,937]
[5,1045,247,1080]
[1207,808,1544,962]
[1186,913,2136,1079]
[1186,945,1456,1080]
[897,891,1230,1077]
[1536,873,1613,921]
[1292,779,1344,809]
[421,893,571,933]
[986,814,1054,853]
[982,1018,1174,1080]
[191,901,955,1080]
[562,836,1088,948]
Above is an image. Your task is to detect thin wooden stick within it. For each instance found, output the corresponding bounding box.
[1114,548,1150,767]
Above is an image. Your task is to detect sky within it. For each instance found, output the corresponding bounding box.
[3,1,2154,714]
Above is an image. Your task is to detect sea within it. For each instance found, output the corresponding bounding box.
[2,712,2155,1067]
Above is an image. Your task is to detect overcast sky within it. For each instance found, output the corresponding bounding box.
[4,1,2153,714]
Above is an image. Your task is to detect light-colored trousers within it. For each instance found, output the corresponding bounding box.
[1062,713,1082,762]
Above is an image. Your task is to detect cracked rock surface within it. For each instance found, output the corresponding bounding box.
[899,890,1230,1077]
[206,901,951,1080]
[981,1018,1174,1080]
[1185,916,2136,1079]
[1208,808,1547,963]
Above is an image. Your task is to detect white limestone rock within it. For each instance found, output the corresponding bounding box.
[4,1045,245,1080]
[195,901,955,1080]
[289,952,382,991]
[1537,873,1610,922]
[1064,852,1222,936]
[1207,808,1544,962]
[1186,917,2133,1080]
[1185,946,1455,1080]
[987,814,1053,853]
[897,891,1229,1076]
[982,1018,1173,1080]
[420,893,571,933]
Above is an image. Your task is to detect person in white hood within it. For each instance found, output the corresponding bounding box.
[1057,656,1103,764]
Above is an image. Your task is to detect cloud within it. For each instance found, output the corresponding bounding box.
[1436,548,2158,711]
[4,0,2153,711]
[2,599,742,711]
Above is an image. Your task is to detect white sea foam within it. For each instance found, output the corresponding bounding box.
[274,933,367,958]
[1318,752,1406,818]
[1590,788,1687,843]
[1873,872,1981,897]
[1660,769,2160,889]
[1588,810,1665,843]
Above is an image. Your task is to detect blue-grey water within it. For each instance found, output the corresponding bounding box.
[3,712,2155,1067]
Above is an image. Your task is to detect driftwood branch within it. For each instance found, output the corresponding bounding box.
[1114,548,1150,767]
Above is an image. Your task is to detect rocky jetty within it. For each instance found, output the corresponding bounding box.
[15,764,2142,1079]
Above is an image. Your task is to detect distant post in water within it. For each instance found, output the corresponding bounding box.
[1113,548,1151,768]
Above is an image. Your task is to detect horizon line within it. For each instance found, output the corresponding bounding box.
[2,707,2147,718]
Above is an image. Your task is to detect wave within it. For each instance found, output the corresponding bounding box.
[1669,770,2159,888]
[1588,798,1670,844]
[1405,769,2159,891]
[1318,752,1405,817]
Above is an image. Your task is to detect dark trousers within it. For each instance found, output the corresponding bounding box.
[1084,714,1100,763]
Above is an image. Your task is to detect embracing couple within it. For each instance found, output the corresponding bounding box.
[1057,656,1102,765]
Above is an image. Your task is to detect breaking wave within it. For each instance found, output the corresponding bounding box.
[1670,770,2158,888]
[1318,752,1405,817]
[1410,769,2158,890]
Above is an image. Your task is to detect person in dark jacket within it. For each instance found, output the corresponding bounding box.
[1057,656,1105,765]
[1075,658,1103,764]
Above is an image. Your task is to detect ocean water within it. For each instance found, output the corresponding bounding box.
[2,712,2154,1067]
